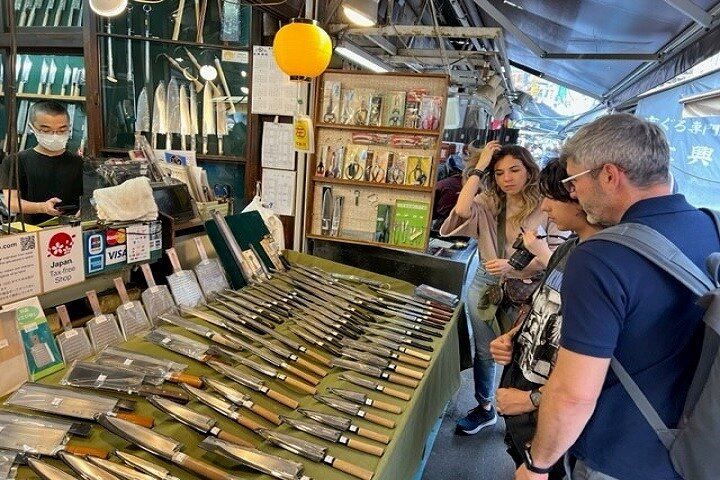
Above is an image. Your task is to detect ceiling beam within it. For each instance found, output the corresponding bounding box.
[543,53,661,61]
[472,0,546,57]
[381,55,486,65]
[663,0,713,28]
[328,24,501,38]
[396,48,496,57]
[365,35,398,55]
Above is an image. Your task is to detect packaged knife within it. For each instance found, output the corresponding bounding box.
[145,327,211,361]
[0,449,16,480]
[95,346,189,386]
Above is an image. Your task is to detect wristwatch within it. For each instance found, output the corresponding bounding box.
[523,444,553,474]
[468,168,486,179]
[530,388,542,408]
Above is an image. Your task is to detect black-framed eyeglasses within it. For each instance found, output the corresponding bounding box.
[561,166,604,192]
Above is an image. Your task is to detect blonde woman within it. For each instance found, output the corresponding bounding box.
[441,140,567,435]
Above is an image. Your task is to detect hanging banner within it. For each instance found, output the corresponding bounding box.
[38,226,85,293]
[0,232,41,306]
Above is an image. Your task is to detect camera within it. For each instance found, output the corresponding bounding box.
[508,234,536,270]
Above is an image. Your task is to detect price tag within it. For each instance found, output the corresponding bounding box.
[65,330,78,338]
[0,338,8,349]
[123,359,133,366]
[51,397,63,406]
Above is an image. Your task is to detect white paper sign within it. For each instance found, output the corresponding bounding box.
[126,223,151,263]
[261,168,297,216]
[38,226,85,293]
[251,46,307,116]
[261,122,295,170]
[0,232,41,306]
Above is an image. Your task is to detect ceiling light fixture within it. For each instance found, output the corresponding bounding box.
[89,0,128,17]
[335,42,392,73]
[342,0,380,26]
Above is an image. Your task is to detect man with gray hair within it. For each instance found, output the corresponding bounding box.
[0,101,83,225]
[515,113,720,480]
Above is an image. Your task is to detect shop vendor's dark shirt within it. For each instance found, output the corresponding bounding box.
[0,149,83,225]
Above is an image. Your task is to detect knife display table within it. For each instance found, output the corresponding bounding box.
[4,251,461,480]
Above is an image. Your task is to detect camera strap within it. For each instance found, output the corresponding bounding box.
[496,197,507,259]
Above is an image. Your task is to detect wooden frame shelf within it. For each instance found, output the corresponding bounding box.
[312,176,434,192]
[100,147,246,164]
[315,122,442,136]
[16,93,85,101]
[306,233,426,252]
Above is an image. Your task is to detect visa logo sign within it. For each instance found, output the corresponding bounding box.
[106,245,127,265]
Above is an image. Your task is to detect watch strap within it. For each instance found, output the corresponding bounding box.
[523,445,553,474]
[468,168,486,179]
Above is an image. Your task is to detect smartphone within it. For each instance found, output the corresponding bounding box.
[56,204,78,214]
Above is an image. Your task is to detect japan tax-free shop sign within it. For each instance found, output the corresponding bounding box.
[39,226,85,292]
[0,232,41,306]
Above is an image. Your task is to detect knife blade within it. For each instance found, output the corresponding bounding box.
[26,0,42,26]
[287,324,342,357]
[364,334,432,361]
[147,395,254,447]
[189,81,199,151]
[52,0,64,26]
[199,436,311,480]
[44,58,57,95]
[152,81,168,149]
[341,338,430,369]
[331,357,419,388]
[206,359,299,409]
[99,416,243,480]
[158,313,240,350]
[281,416,385,457]
[67,0,81,26]
[373,323,434,343]
[115,451,181,480]
[292,315,349,343]
[166,77,181,149]
[28,458,79,480]
[70,66,80,97]
[95,346,201,388]
[379,313,445,333]
[181,384,264,434]
[298,408,391,445]
[202,376,282,425]
[41,0,55,27]
[216,100,228,155]
[202,80,215,154]
[5,383,154,428]
[341,348,424,380]
[18,55,32,93]
[218,291,285,324]
[135,86,150,134]
[179,84,191,150]
[59,451,120,480]
[339,373,412,401]
[370,286,454,314]
[314,394,395,429]
[258,429,374,480]
[60,64,71,95]
[87,456,160,480]
[365,326,434,352]
[144,328,212,363]
[292,321,343,350]
[328,387,403,414]
[20,100,35,150]
[17,0,31,26]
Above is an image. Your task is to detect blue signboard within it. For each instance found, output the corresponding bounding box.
[635,70,720,209]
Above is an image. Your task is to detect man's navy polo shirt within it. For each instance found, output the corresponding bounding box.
[560,194,720,480]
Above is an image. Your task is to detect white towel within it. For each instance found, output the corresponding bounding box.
[93,177,158,221]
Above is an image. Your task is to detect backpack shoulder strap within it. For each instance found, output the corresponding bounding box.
[589,220,715,297]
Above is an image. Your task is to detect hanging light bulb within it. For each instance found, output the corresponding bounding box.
[199,65,218,81]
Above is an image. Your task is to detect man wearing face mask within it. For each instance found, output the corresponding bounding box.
[0,101,83,225]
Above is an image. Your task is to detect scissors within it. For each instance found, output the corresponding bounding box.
[370,163,386,182]
[345,150,364,180]
[388,97,403,126]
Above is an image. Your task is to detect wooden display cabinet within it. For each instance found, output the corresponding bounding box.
[307,69,448,251]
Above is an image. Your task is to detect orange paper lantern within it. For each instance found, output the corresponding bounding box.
[273,18,332,82]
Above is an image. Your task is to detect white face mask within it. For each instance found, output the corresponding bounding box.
[32,129,70,152]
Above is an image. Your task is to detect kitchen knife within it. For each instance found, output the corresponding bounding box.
[59,451,119,479]
[95,345,201,388]
[298,408,391,445]
[60,64,71,96]
[135,87,150,135]
[87,456,160,480]
[18,55,32,94]
[147,395,254,447]
[331,357,419,388]
[208,344,318,395]
[26,0,42,27]
[379,314,445,334]
[189,82,199,151]
[201,80,215,154]
[287,324,342,357]
[115,451,181,480]
[171,0,185,40]
[291,321,343,350]
[206,359,299,409]
[258,429,374,480]
[70,66,80,97]
[61,361,190,404]
[179,84,191,150]
[364,334,432,362]
[166,77,181,149]
[341,338,429,369]
[181,384,264,434]
[41,0,55,27]
[328,387,403,414]
[203,376,282,425]
[140,263,177,324]
[158,313,239,350]
[370,286,454,314]
[216,98,229,155]
[99,416,243,480]
[0,421,108,459]
[66,0,81,26]
[315,394,395,429]
[339,373,411,401]
[281,416,385,457]
[5,382,154,428]
[341,348,424,380]
[365,327,434,353]
[151,81,168,149]
[199,436,310,480]
[113,278,151,340]
[217,291,284,325]
[45,58,57,94]
[52,0,64,26]
[373,323,434,343]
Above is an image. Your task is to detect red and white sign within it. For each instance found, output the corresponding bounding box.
[38,226,85,293]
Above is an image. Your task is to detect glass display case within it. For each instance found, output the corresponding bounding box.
[99,1,251,161]
[13,0,84,28]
